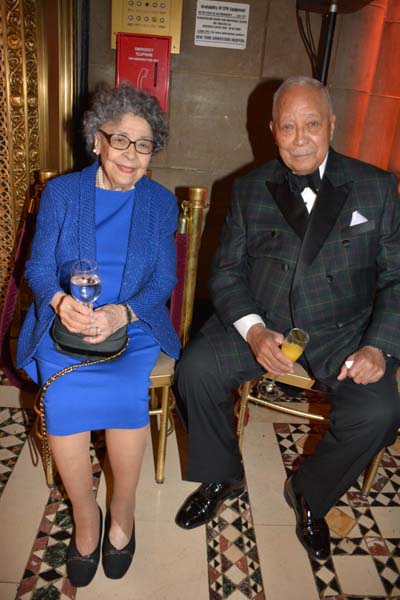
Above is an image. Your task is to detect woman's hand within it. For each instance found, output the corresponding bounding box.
[50,292,95,333]
[50,295,135,343]
[83,304,127,344]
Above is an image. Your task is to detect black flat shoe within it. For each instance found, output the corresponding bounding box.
[284,474,331,560]
[175,479,246,530]
[67,506,103,587]
[102,510,136,579]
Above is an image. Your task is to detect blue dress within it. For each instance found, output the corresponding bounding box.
[31,188,161,435]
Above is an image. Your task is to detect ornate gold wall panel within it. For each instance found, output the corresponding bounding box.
[0,0,74,334]
[36,0,74,174]
[0,9,14,309]
[0,0,40,313]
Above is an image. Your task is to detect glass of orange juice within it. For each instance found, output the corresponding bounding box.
[257,327,309,400]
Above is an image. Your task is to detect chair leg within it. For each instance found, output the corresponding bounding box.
[44,455,56,489]
[362,447,385,495]
[149,388,158,410]
[167,388,176,436]
[236,381,252,451]
[155,385,170,484]
[37,419,56,489]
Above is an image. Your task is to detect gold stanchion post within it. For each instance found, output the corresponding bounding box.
[180,186,208,347]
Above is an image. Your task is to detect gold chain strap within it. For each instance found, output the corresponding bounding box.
[35,339,128,483]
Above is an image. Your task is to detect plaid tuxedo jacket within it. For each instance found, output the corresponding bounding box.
[201,148,400,384]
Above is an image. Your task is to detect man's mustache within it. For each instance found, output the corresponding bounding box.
[289,149,315,157]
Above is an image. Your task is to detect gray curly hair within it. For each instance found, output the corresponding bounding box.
[82,84,168,154]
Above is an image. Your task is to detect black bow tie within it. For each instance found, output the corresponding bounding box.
[287,169,321,194]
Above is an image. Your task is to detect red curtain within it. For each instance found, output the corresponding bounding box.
[330,0,400,185]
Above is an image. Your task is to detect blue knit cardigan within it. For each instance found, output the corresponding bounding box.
[17,161,181,374]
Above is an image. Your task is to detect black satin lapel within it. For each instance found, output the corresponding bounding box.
[266,180,309,239]
[301,178,352,266]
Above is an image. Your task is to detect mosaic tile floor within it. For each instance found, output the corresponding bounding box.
[1,390,399,599]
[0,407,35,499]
[16,434,105,600]
[206,490,265,600]
[276,421,400,599]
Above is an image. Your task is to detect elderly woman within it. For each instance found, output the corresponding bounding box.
[17,85,180,586]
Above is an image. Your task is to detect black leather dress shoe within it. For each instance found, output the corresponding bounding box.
[102,510,136,579]
[284,475,331,560]
[175,479,245,529]
[67,506,103,587]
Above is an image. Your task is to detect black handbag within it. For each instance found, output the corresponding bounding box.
[51,316,128,361]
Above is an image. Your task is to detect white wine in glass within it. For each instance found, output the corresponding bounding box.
[70,259,101,305]
[258,327,309,400]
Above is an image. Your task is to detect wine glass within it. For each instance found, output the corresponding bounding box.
[70,259,101,305]
[257,327,309,401]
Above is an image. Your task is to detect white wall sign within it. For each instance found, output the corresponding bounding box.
[195,1,250,50]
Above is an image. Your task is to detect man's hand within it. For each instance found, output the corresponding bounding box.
[246,324,293,375]
[337,345,386,384]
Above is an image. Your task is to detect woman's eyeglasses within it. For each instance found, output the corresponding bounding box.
[98,130,155,154]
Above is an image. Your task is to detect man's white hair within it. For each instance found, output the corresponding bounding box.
[272,76,334,120]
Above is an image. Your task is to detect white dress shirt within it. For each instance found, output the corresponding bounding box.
[233,154,328,341]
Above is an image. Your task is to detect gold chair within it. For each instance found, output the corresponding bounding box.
[147,186,208,483]
[32,183,209,487]
[236,363,392,495]
[236,363,318,450]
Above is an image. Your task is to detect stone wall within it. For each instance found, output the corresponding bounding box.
[87,0,399,303]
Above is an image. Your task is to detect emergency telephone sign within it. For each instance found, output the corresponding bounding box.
[116,33,171,111]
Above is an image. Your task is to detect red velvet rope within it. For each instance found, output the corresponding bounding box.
[169,232,188,336]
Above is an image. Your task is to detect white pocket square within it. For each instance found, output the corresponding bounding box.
[350,210,368,226]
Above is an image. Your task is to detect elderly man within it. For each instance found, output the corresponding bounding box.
[174,76,400,560]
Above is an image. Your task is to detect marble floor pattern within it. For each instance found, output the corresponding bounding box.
[0,381,399,600]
